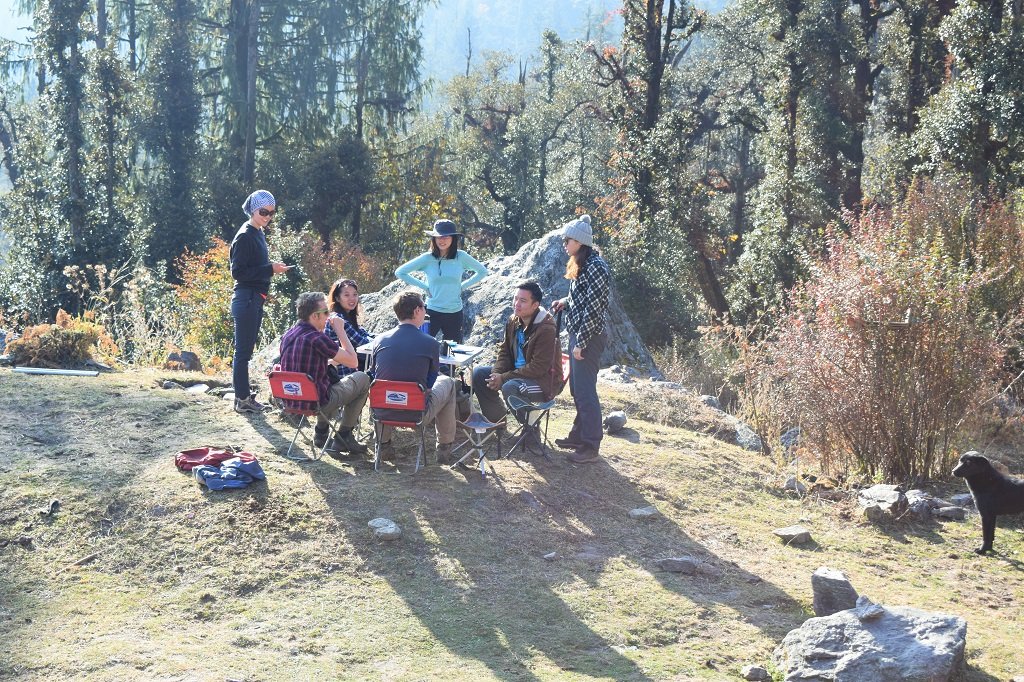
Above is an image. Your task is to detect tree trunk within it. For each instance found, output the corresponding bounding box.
[242,0,259,185]
[96,0,107,49]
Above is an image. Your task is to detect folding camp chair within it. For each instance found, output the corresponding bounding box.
[451,411,505,480]
[503,352,570,461]
[268,370,324,462]
[368,379,428,473]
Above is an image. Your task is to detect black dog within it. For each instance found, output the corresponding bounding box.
[952,451,1024,554]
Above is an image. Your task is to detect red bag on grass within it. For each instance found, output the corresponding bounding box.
[174,447,257,471]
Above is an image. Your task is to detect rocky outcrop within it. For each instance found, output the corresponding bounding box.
[357,229,654,369]
[811,567,858,617]
[773,603,966,681]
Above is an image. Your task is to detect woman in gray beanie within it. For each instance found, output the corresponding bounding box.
[550,214,611,463]
[229,189,292,413]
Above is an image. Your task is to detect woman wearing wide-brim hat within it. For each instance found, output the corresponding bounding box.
[394,219,488,342]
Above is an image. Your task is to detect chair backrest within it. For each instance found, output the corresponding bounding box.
[268,370,320,415]
[369,379,427,426]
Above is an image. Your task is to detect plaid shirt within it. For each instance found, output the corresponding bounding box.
[279,320,340,407]
[325,313,372,377]
[564,252,611,351]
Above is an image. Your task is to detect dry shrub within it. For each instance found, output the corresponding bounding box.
[294,233,386,295]
[759,179,1020,483]
[175,239,234,358]
[7,309,119,367]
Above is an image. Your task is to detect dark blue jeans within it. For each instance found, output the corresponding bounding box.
[426,308,464,343]
[568,331,606,449]
[231,288,265,400]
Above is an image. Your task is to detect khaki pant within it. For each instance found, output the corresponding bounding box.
[380,375,457,445]
[318,371,370,429]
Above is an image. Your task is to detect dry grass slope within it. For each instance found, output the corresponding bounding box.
[0,370,1021,681]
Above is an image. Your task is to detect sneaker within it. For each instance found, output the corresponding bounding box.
[435,442,454,465]
[377,441,396,464]
[235,396,270,414]
[567,445,600,463]
[334,431,368,456]
[554,435,583,449]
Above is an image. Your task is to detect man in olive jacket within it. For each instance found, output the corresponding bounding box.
[472,281,559,439]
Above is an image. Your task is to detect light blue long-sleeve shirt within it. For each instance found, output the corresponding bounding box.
[394,249,488,313]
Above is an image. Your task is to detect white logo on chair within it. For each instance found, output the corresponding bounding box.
[385,390,409,406]
[283,381,302,396]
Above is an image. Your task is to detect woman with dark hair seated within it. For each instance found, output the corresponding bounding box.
[325,278,373,374]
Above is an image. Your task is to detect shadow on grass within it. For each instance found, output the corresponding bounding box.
[248,412,812,680]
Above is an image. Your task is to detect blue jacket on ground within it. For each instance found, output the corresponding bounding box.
[194,457,266,490]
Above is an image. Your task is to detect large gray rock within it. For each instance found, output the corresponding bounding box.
[357,229,654,369]
[811,567,858,617]
[857,484,908,518]
[773,605,966,682]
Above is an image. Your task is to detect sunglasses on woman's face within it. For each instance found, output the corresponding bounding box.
[258,208,276,217]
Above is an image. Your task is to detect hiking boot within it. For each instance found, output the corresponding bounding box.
[554,435,583,450]
[377,441,396,464]
[523,425,544,452]
[313,428,330,449]
[435,442,454,465]
[235,396,270,414]
[334,430,368,456]
[567,445,600,464]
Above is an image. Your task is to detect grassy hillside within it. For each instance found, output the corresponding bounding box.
[0,369,1021,681]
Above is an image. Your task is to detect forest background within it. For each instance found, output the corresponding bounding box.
[0,0,1023,484]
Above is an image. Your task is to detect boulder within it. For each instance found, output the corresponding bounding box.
[857,484,908,517]
[741,665,771,681]
[780,427,802,449]
[656,556,722,577]
[734,421,763,452]
[773,605,966,682]
[357,229,655,369]
[164,350,202,372]
[598,365,644,383]
[745,663,770,679]
[699,395,722,410]
[811,567,858,617]
[949,493,974,508]
[773,525,812,545]
[603,410,627,434]
[628,505,659,520]
[933,506,966,521]
[784,476,807,495]
[368,518,402,540]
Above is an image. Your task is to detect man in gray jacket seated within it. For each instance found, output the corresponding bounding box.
[370,290,457,464]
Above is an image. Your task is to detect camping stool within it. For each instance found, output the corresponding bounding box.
[368,379,428,473]
[503,395,556,462]
[268,370,324,462]
[451,411,505,480]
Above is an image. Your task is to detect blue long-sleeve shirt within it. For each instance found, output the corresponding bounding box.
[394,250,488,313]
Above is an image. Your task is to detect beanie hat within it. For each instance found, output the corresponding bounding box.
[242,189,276,217]
[561,214,593,247]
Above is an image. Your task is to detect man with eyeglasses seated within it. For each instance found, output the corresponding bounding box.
[369,290,457,464]
[278,292,370,457]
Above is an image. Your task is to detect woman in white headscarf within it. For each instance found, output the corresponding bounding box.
[229,190,292,414]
